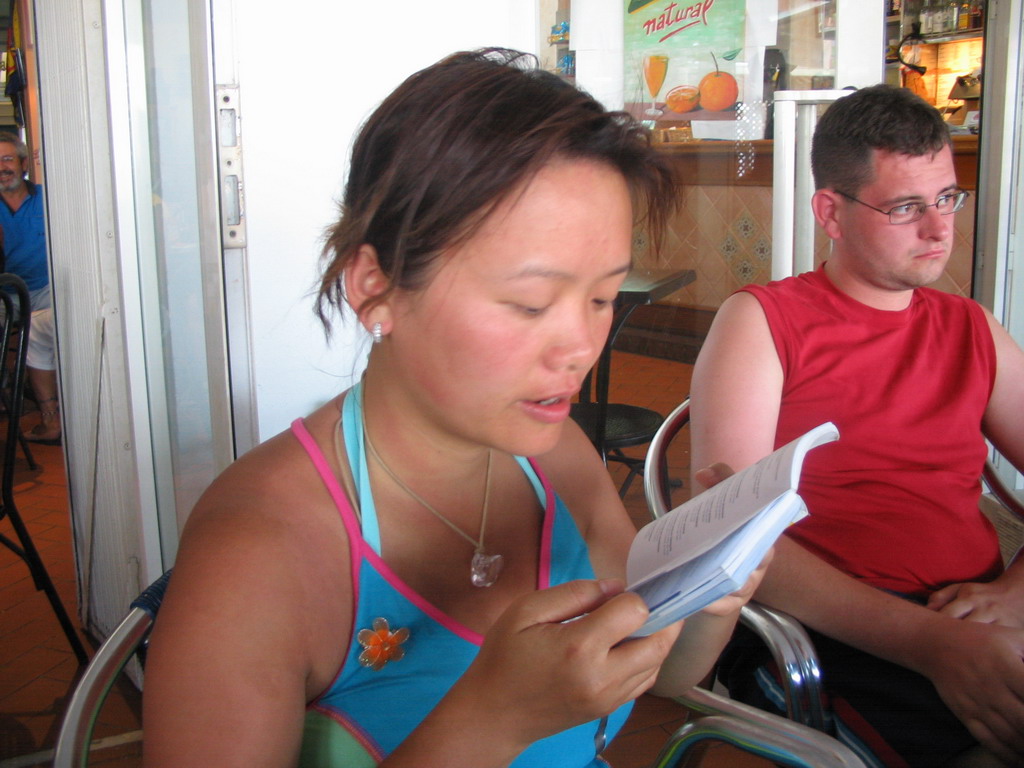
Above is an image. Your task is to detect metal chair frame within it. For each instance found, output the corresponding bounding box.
[645,397,1024,741]
[654,687,864,768]
[0,273,87,665]
[54,570,171,768]
[643,398,828,731]
[981,459,1024,528]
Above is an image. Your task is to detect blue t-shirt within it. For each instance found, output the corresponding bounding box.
[0,182,49,291]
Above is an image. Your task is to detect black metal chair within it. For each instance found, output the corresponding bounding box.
[0,296,38,470]
[0,273,87,665]
[571,269,697,498]
[570,363,664,497]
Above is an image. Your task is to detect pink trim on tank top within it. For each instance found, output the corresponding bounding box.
[290,419,557,648]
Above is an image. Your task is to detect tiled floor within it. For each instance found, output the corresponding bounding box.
[0,353,771,767]
[0,415,142,767]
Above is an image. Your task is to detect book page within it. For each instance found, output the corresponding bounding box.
[626,421,837,586]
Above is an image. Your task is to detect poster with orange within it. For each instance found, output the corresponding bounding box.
[624,0,746,125]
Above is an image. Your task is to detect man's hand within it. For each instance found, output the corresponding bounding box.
[928,573,1024,629]
[919,618,1024,764]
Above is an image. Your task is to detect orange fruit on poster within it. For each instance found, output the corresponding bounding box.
[665,85,700,113]
[699,70,738,111]
[698,53,738,112]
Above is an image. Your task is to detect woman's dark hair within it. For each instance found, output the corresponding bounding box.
[317,48,679,328]
[811,84,951,194]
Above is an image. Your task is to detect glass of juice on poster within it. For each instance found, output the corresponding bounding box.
[643,53,668,116]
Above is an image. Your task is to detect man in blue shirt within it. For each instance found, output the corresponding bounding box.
[0,131,49,309]
[0,131,58,444]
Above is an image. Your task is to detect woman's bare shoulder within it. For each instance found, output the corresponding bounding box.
[185,402,344,543]
[149,403,354,705]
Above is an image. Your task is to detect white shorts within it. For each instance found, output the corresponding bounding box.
[26,307,55,370]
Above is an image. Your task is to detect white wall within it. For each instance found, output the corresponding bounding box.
[229,2,538,441]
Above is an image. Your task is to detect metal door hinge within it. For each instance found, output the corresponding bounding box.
[216,85,246,248]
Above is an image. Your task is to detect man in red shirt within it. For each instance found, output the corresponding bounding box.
[691,85,1024,767]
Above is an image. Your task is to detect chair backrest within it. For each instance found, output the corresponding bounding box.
[644,398,1024,742]
[981,459,1024,566]
[643,398,690,517]
[982,459,1024,522]
[0,273,32,505]
[53,569,172,768]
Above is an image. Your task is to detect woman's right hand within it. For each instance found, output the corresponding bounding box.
[451,578,682,752]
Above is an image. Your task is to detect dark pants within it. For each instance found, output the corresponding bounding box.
[717,624,979,768]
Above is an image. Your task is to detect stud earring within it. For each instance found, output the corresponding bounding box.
[372,322,383,344]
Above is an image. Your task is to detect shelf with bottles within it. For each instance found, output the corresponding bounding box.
[918,29,981,43]
[548,21,570,47]
[545,20,575,80]
[817,0,836,37]
[903,0,983,39]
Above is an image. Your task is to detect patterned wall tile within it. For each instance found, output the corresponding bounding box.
[732,213,756,242]
[753,235,771,264]
[719,233,740,262]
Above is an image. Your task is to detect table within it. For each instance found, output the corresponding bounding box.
[577,267,695,472]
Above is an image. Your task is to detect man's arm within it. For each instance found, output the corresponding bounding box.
[928,309,1024,627]
[982,308,1024,471]
[690,292,782,488]
[691,292,1024,762]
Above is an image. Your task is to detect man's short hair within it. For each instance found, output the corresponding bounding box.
[0,131,28,160]
[811,84,950,194]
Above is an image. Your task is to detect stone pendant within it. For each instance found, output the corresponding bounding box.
[470,551,504,587]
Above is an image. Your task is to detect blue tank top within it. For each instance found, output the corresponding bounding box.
[291,382,631,767]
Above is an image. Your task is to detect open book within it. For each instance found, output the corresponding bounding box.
[626,422,839,637]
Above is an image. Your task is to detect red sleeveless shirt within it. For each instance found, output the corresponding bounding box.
[741,266,1002,596]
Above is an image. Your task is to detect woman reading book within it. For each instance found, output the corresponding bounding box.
[141,48,767,767]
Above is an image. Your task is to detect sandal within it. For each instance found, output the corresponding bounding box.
[23,397,62,445]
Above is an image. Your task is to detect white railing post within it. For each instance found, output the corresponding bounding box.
[771,91,850,280]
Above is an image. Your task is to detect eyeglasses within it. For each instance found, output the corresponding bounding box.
[835,189,969,225]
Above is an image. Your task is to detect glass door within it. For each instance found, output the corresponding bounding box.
[123,0,233,562]
[558,1,879,365]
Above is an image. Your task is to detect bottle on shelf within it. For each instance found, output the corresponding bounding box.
[958,1,970,30]
[919,0,933,34]
[950,0,963,31]
[969,0,983,29]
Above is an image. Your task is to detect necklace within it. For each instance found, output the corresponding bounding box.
[360,418,504,588]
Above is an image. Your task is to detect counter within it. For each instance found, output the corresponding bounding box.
[657,134,979,189]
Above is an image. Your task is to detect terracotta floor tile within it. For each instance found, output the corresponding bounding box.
[1,440,140,765]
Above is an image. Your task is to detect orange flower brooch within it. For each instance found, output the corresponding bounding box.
[357,618,409,671]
